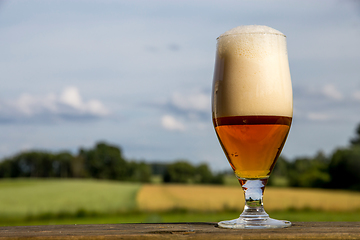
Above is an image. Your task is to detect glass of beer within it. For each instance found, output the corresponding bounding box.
[212,25,293,229]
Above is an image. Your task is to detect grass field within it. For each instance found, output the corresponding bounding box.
[0,179,140,219]
[7,211,360,226]
[0,179,360,226]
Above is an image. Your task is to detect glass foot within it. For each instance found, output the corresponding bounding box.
[218,216,291,229]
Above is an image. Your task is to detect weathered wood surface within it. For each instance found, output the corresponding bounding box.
[0,222,360,239]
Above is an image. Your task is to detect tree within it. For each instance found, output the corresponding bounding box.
[0,151,75,178]
[327,123,360,190]
[71,155,87,178]
[194,164,213,184]
[267,156,290,186]
[150,162,168,176]
[194,164,224,184]
[328,146,360,190]
[287,152,330,188]
[163,161,224,184]
[13,152,55,178]
[127,161,152,183]
[80,142,129,180]
[350,123,360,146]
[163,161,195,183]
[52,152,74,178]
[0,159,15,178]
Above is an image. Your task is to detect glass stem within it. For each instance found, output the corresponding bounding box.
[238,179,269,219]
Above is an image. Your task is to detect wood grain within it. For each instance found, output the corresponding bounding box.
[1,222,360,239]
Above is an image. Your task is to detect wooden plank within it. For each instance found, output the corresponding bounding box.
[0,222,360,239]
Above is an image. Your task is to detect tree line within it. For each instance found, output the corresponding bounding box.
[0,123,359,190]
[268,123,360,190]
[0,142,223,184]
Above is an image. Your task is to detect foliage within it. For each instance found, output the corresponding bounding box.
[0,151,73,178]
[163,161,224,184]
[163,161,194,183]
[267,156,289,186]
[0,142,218,184]
[268,122,360,190]
[127,161,152,183]
[0,142,152,183]
[287,151,330,188]
[79,142,128,180]
[328,145,360,190]
[350,123,360,146]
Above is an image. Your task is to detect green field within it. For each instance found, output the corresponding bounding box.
[0,179,359,226]
[0,179,140,224]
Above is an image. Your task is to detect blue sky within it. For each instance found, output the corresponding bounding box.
[0,0,359,170]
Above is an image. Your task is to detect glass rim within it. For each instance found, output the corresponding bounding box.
[217,32,286,40]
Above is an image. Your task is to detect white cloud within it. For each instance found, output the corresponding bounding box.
[155,91,211,132]
[59,87,109,116]
[171,91,210,113]
[161,115,185,131]
[321,84,343,100]
[352,90,360,101]
[86,100,109,116]
[60,87,83,109]
[307,112,331,121]
[0,86,109,123]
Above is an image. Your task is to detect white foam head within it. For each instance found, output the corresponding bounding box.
[212,25,293,118]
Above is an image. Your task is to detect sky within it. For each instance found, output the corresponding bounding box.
[0,0,359,171]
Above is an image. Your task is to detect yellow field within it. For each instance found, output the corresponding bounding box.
[137,184,360,212]
[137,184,242,211]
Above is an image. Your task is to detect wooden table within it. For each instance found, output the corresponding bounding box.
[1,222,360,239]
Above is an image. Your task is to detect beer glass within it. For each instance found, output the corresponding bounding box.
[212,25,293,229]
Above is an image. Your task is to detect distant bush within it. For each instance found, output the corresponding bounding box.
[268,122,360,191]
[163,161,224,184]
[0,142,151,183]
[328,145,360,190]
[0,142,218,184]
[0,151,74,178]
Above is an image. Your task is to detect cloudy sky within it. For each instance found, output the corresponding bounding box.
[0,0,359,170]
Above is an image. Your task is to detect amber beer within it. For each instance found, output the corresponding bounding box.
[213,115,291,179]
[212,25,293,180]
